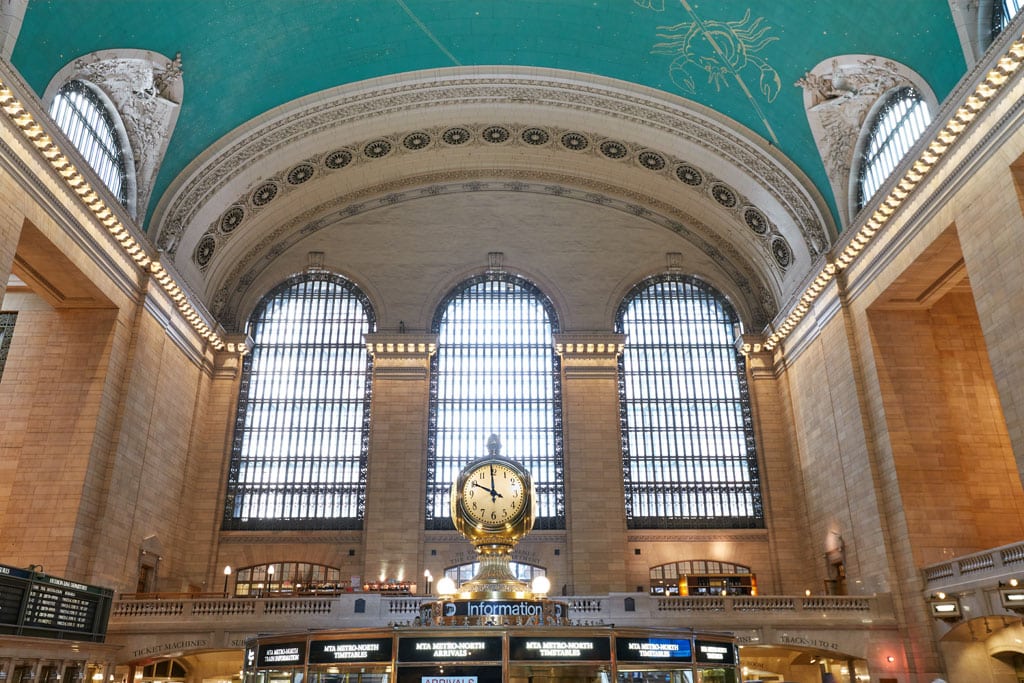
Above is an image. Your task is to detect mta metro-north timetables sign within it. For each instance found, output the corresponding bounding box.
[0,563,113,642]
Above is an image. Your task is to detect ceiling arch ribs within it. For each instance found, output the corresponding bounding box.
[151,67,835,333]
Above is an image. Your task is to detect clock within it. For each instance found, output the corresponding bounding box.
[461,461,528,526]
[451,450,535,546]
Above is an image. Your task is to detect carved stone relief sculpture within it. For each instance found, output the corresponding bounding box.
[44,49,183,224]
[795,55,933,227]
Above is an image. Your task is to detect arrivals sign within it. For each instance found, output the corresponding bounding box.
[616,637,692,661]
[309,638,393,663]
[398,636,503,662]
[509,636,611,660]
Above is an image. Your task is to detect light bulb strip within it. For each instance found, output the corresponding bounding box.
[759,34,1024,354]
[0,76,231,353]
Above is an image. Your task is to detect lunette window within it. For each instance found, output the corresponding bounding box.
[223,272,374,530]
[48,80,129,207]
[425,273,565,530]
[856,86,931,210]
[616,274,763,529]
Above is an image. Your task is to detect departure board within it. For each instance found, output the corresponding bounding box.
[0,563,113,642]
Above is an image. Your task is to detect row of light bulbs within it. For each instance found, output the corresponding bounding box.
[0,78,238,355]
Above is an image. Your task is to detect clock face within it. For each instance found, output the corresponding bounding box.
[461,462,527,526]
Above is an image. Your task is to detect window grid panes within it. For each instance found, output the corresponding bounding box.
[994,0,1024,38]
[426,273,564,530]
[223,272,374,530]
[616,275,763,529]
[233,562,345,596]
[0,312,16,380]
[857,87,931,210]
[445,561,546,585]
[48,81,128,206]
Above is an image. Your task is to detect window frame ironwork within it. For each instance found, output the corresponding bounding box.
[856,86,931,210]
[48,80,129,207]
[222,272,375,531]
[425,272,565,530]
[0,312,15,380]
[991,0,1024,44]
[615,274,763,529]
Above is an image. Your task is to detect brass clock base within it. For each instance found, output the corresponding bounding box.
[457,543,531,599]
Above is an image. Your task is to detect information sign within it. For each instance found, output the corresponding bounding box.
[508,636,611,660]
[257,642,307,667]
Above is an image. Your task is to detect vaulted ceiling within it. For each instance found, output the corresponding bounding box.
[9,1,970,332]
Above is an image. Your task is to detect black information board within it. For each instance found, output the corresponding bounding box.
[694,640,736,665]
[615,636,693,661]
[509,636,611,661]
[257,641,307,667]
[0,563,113,642]
[397,636,503,662]
[309,637,393,663]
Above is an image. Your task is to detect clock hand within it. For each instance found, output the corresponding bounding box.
[489,464,499,502]
[471,480,504,499]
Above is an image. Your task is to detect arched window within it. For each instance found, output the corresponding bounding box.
[233,562,346,596]
[47,80,129,207]
[856,86,931,210]
[223,272,375,530]
[616,274,762,529]
[445,561,546,586]
[139,660,187,683]
[425,273,564,530]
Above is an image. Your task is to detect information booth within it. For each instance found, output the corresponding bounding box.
[244,452,740,683]
[244,627,739,683]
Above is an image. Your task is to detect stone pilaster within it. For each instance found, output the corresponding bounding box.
[555,332,629,594]
[361,333,437,588]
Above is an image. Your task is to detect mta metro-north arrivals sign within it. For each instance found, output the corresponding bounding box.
[0,563,113,642]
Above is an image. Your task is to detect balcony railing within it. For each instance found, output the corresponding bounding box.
[922,540,1024,589]
[107,591,894,637]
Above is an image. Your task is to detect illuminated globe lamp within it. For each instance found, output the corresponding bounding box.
[420,435,568,626]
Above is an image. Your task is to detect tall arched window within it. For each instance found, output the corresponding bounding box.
[616,274,762,529]
[856,86,931,210]
[426,273,564,530]
[48,80,129,207]
[223,272,375,530]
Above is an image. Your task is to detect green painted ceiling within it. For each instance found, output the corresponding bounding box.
[12,1,966,228]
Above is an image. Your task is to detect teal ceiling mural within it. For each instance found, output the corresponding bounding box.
[11,1,966,227]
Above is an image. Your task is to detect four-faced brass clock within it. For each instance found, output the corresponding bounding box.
[451,437,535,546]
[460,460,528,526]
